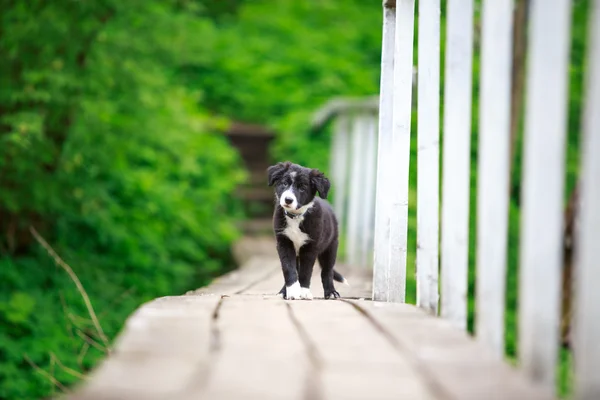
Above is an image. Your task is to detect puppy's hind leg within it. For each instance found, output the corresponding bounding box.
[318,240,340,299]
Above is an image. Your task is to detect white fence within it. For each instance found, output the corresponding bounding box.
[312,0,600,397]
[312,97,380,269]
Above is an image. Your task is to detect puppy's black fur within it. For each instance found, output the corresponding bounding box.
[267,161,346,300]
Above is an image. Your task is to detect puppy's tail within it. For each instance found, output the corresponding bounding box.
[333,269,350,286]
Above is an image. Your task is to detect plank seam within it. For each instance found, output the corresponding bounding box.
[285,303,324,400]
[178,296,226,397]
[210,295,225,352]
[341,299,454,400]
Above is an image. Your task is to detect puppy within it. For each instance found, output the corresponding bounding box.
[267,161,348,300]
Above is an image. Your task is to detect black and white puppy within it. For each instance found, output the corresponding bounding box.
[267,161,348,300]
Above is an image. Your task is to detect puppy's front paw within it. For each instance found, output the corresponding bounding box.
[300,287,313,300]
[285,281,302,300]
[324,289,340,299]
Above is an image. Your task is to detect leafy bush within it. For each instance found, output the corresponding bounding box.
[0,1,244,398]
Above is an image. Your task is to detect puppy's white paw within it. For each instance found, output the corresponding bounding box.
[300,287,313,300]
[286,281,302,300]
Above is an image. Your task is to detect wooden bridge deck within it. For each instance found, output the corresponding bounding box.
[70,238,554,400]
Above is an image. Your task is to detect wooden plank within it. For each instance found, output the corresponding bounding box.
[72,258,281,399]
[346,115,367,266]
[73,248,562,400]
[574,1,600,398]
[416,0,441,314]
[388,0,415,303]
[330,114,350,237]
[373,3,397,301]
[359,114,378,268]
[351,301,555,400]
[187,256,279,296]
[193,298,308,400]
[289,300,438,400]
[475,0,514,358]
[519,0,572,389]
[72,296,220,400]
[440,0,474,330]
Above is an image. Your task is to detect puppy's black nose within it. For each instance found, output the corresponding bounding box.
[284,197,293,205]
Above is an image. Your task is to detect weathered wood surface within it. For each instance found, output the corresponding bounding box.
[70,238,554,400]
[330,115,350,234]
[574,1,600,397]
[440,0,474,331]
[346,115,368,266]
[519,0,572,390]
[416,0,440,314]
[476,0,513,359]
[387,0,415,303]
[372,4,396,303]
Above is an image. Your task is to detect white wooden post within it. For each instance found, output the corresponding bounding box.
[440,0,474,330]
[346,115,367,266]
[360,115,378,268]
[519,0,572,390]
[386,0,415,303]
[330,114,350,255]
[416,0,441,314]
[574,1,600,398]
[373,1,396,300]
[475,0,514,359]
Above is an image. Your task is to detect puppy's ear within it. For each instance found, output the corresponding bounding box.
[310,169,330,199]
[267,161,291,186]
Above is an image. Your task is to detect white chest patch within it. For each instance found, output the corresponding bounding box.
[283,216,310,255]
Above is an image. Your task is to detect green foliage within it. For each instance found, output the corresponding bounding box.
[1,1,245,398]
[191,0,383,171]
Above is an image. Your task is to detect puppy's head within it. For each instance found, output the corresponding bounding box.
[267,161,330,213]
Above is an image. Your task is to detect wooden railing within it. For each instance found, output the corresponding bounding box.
[313,0,599,398]
[312,97,379,269]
